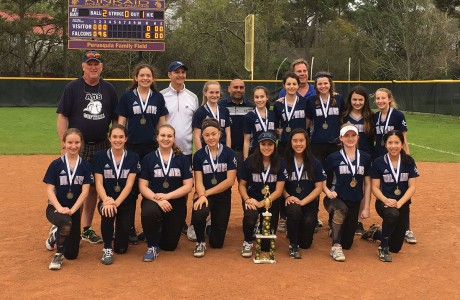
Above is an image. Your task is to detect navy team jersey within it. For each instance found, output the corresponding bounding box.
[92,149,140,206]
[324,150,372,202]
[370,155,419,201]
[285,157,326,200]
[306,94,345,144]
[343,114,374,156]
[218,97,254,150]
[239,157,288,201]
[374,109,408,157]
[273,96,308,143]
[140,151,193,202]
[243,109,276,152]
[192,105,231,145]
[56,77,118,144]
[43,156,93,208]
[193,144,237,190]
[116,89,168,145]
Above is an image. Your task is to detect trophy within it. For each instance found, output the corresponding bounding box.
[253,185,277,264]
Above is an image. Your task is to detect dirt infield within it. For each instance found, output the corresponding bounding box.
[0,156,459,299]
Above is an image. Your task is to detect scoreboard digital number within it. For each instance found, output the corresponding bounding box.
[68,0,165,51]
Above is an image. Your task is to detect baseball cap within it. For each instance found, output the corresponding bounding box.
[83,50,102,63]
[168,61,188,72]
[258,132,277,144]
[340,124,359,136]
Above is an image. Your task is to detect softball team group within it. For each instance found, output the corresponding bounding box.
[44,60,418,271]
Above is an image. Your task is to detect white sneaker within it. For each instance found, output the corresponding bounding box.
[187,225,197,242]
[277,218,286,232]
[49,253,64,270]
[45,225,57,251]
[405,230,417,244]
[193,242,206,258]
[330,244,345,262]
[241,241,253,258]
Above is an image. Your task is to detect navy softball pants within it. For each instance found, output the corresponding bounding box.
[46,204,81,260]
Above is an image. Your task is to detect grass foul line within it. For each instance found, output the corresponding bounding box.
[409,143,460,157]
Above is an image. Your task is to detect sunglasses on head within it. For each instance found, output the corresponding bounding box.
[85,51,101,59]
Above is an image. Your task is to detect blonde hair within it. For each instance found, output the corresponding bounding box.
[375,88,398,109]
[202,81,221,105]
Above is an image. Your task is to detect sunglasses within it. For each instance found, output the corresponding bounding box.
[85,51,101,59]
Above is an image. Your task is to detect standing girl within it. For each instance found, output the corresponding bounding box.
[373,88,416,244]
[243,86,276,160]
[273,72,308,157]
[370,130,418,262]
[306,72,345,172]
[273,73,308,232]
[191,118,237,257]
[342,86,374,234]
[283,128,326,259]
[117,63,169,242]
[322,124,372,262]
[192,81,232,150]
[139,124,194,261]
[239,132,288,258]
[93,124,140,265]
[117,63,169,157]
[44,128,93,270]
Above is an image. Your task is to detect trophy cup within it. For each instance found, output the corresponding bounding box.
[253,185,276,264]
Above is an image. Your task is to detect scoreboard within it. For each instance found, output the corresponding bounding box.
[68,0,165,51]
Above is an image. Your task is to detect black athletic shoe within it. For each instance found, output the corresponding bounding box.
[181,224,188,236]
[129,227,139,244]
[355,222,365,235]
[361,224,381,241]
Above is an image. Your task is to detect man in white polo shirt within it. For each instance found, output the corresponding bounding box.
[161,61,199,238]
[161,61,199,162]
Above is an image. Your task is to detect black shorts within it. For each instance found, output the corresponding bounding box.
[80,140,109,163]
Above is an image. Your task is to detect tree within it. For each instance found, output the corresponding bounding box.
[353,0,456,80]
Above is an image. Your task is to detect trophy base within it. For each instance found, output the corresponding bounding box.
[255,234,277,239]
[253,258,276,264]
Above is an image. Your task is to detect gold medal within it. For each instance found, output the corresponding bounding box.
[140,117,146,125]
[114,185,121,192]
[285,126,291,133]
[350,178,357,188]
[394,187,401,196]
[381,140,385,146]
[322,122,328,129]
[66,192,74,200]
[261,187,267,195]
[295,186,302,194]
[163,181,169,189]
[211,178,218,185]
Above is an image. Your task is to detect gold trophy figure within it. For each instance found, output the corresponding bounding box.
[253,185,277,264]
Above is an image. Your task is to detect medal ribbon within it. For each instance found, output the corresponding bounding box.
[386,153,401,185]
[255,107,268,132]
[319,94,331,121]
[377,108,393,135]
[64,154,80,188]
[261,164,271,185]
[206,144,220,175]
[157,149,173,179]
[340,149,360,178]
[136,88,151,115]
[284,96,298,124]
[293,158,304,183]
[110,149,126,182]
[205,103,220,123]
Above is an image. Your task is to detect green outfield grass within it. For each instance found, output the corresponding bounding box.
[0,108,459,162]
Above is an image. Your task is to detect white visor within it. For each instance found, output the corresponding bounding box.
[340,125,359,137]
